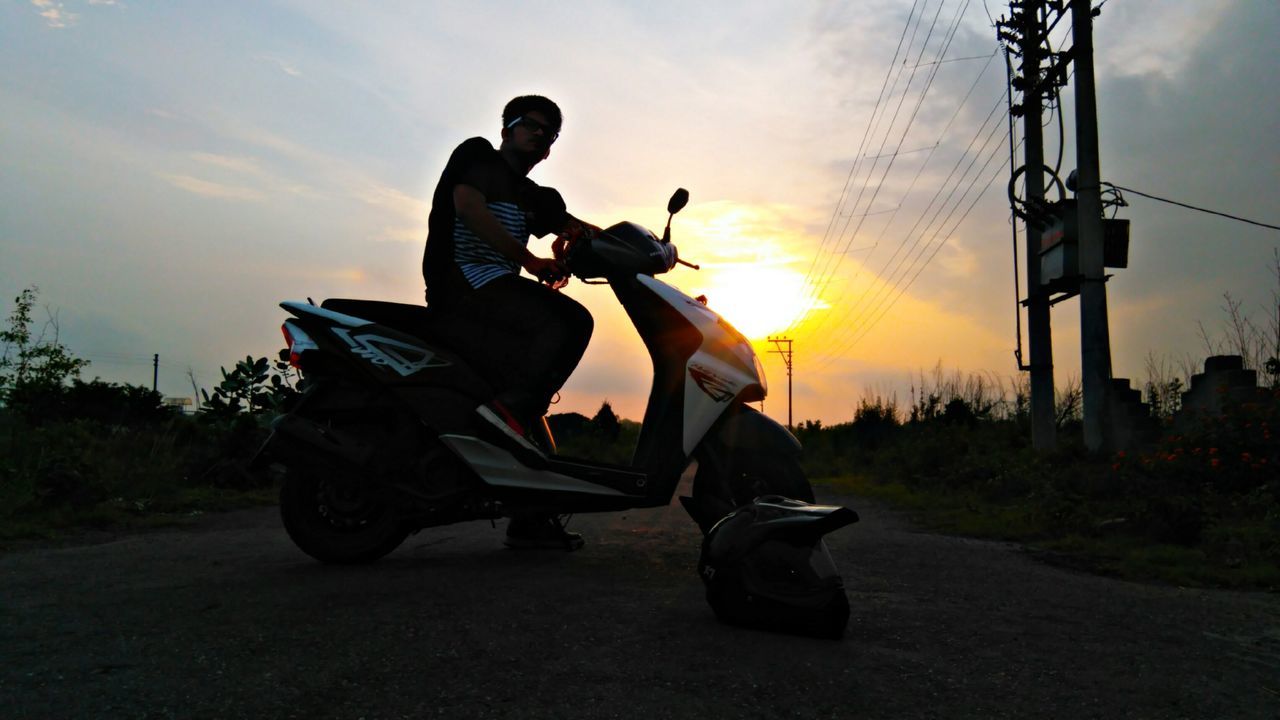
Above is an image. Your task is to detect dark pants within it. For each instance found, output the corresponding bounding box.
[432,274,593,417]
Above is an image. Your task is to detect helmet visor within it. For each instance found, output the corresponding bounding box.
[741,538,841,597]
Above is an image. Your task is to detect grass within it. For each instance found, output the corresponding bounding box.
[0,483,279,547]
[817,473,1280,590]
[0,412,278,546]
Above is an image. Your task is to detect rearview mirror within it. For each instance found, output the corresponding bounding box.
[667,188,689,215]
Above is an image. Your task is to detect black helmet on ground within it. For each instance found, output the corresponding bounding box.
[698,495,858,639]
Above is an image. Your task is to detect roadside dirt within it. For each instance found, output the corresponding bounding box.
[2,481,1277,719]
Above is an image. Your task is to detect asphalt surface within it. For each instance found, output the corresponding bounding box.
[2,479,1278,720]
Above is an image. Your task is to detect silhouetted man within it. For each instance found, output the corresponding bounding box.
[423,95,595,550]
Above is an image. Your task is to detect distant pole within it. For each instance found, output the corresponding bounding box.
[1071,0,1113,452]
[1015,0,1058,449]
[768,336,794,429]
[153,353,159,392]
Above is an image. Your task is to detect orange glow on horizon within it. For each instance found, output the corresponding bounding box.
[664,202,830,340]
[694,264,824,339]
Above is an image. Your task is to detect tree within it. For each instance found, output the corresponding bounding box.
[0,286,89,409]
[591,400,621,441]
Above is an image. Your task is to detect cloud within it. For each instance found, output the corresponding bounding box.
[371,226,426,244]
[187,150,320,199]
[157,173,266,202]
[356,184,429,223]
[30,0,121,28]
[31,0,78,28]
[190,152,264,176]
[1095,1,1233,80]
[256,55,302,78]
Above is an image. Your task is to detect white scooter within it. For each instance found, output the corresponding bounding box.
[258,190,813,563]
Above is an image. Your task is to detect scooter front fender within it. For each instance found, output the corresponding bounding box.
[683,404,803,532]
[709,404,801,459]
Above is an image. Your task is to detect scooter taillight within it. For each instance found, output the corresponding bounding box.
[280,321,319,370]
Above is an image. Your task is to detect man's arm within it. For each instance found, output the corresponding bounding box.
[453,184,564,281]
[552,215,602,261]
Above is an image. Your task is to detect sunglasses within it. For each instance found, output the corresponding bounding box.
[506,115,559,143]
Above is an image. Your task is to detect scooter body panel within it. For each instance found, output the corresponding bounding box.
[610,274,767,499]
[628,275,764,455]
[438,434,631,497]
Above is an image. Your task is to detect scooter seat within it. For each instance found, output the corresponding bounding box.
[320,298,441,343]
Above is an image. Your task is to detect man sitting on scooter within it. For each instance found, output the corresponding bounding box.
[422,94,596,550]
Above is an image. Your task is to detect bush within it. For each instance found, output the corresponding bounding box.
[1109,388,1279,546]
[802,375,1279,583]
[0,348,297,537]
[9,379,176,427]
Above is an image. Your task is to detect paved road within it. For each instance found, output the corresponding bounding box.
[2,482,1277,719]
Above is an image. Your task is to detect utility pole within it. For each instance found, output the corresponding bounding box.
[1003,0,1057,449]
[1071,0,1113,452]
[152,353,159,393]
[767,336,794,429]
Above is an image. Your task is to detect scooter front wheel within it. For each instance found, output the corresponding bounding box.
[692,452,815,530]
[279,471,408,564]
[727,452,814,506]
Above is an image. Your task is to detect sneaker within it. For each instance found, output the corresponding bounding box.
[504,514,584,551]
[477,400,545,457]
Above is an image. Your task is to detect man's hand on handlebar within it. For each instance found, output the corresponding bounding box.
[553,218,601,262]
[523,255,570,290]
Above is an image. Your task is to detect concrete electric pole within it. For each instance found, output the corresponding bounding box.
[1070,0,1114,452]
[1001,0,1058,449]
[768,336,794,429]
[1000,0,1122,453]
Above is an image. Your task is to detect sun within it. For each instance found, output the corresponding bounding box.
[693,264,821,340]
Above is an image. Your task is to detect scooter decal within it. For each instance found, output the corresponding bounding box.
[688,363,736,403]
[331,328,450,377]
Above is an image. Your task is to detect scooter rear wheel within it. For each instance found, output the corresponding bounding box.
[279,471,408,564]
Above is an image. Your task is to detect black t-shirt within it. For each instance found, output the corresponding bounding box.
[422,138,566,303]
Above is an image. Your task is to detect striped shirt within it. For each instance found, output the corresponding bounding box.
[454,200,528,288]
[425,138,564,302]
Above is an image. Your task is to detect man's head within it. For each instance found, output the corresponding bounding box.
[501,95,562,168]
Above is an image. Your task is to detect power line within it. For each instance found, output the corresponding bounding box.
[909,52,1001,68]
[805,86,1009,353]
[804,2,1071,366]
[795,0,924,315]
[852,136,1018,350]
[812,131,1019,370]
[810,97,1019,365]
[796,0,945,322]
[805,0,947,306]
[1109,185,1280,232]
[804,53,1003,343]
[791,0,971,336]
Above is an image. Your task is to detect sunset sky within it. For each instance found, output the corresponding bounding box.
[3,0,1278,425]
